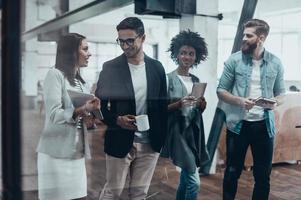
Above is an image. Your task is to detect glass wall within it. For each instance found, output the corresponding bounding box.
[0,9,2,198]
[13,0,301,199]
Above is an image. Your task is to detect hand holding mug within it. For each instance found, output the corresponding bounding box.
[135,115,150,132]
[117,115,136,130]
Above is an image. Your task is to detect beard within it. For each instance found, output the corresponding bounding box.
[123,45,142,58]
[124,49,135,58]
[241,41,257,55]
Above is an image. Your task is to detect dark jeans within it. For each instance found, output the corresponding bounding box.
[223,120,274,200]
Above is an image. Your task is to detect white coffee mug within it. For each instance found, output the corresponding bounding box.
[135,114,150,132]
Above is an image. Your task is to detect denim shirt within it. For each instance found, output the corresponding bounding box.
[217,50,285,137]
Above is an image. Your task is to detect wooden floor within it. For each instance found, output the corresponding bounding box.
[84,132,301,200]
[19,110,301,200]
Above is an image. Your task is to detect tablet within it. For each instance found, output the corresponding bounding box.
[254,97,277,109]
[67,90,103,120]
[191,82,207,98]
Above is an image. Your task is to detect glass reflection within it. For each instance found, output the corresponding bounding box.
[19,0,301,199]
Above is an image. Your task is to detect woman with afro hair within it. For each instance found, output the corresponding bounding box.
[161,30,210,200]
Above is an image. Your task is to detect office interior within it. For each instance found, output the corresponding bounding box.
[1,0,301,199]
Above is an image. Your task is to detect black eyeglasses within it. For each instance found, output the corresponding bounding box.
[116,35,140,46]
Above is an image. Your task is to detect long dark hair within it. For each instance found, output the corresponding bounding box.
[55,33,86,86]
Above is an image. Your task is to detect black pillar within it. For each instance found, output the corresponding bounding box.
[232,0,258,53]
[1,0,22,199]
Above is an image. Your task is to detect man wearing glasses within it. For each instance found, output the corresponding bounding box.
[95,17,167,200]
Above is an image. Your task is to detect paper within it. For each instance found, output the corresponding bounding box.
[254,96,277,109]
[191,83,207,98]
[67,90,103,120]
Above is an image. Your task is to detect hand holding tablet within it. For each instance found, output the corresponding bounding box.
[67,90,103,120]
[191,82,207,99]
[254,97,277,109]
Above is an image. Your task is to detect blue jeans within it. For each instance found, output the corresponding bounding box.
[176,169,200,200]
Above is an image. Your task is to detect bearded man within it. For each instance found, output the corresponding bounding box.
[217,19,285,200]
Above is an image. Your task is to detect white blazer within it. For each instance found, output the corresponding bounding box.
[36,68,91,159]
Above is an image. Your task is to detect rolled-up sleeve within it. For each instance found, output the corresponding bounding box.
[217,58,235,93]
[273,62,286,97]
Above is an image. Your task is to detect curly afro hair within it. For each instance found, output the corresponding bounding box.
[168,30,208,67]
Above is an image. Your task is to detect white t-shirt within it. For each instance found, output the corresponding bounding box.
[244,59,265,121]
[177,75,193,94]
[128,62,149,143]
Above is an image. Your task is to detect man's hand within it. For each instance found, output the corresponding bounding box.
[116,115,137,130]
[239,97,255,110]
[217,91,256,111]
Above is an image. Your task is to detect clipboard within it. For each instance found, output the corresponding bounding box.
[191,83,207,98]
[67,90,103,120]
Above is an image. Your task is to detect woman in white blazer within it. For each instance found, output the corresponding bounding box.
[36,33,100,200]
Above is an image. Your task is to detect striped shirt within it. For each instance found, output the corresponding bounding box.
[74,78,84,129]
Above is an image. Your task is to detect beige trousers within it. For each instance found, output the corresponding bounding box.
[99,143,159,200]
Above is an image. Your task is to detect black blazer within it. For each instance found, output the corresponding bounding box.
[95,54,168,158]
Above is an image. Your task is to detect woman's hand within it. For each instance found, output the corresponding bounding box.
[180,96,197,107]
[83,97,101,129]
[84,97,101,112]
[84,114,96,129]
[168,96,197,111]
[73,97,101,119]
[197,97,207,113]
[84,113,104,129]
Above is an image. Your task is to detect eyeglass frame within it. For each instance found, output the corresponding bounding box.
[116,35,141,46]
